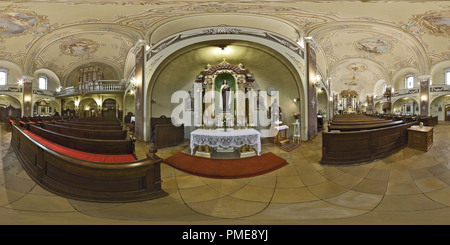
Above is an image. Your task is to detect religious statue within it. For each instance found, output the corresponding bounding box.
[220,80,231,113]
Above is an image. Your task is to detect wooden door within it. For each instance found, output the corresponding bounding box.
[445,106,450,121]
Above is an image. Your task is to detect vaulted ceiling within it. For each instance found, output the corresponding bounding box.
[0,0,448,99]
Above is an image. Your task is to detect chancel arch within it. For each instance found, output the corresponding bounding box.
[144,30,307,142]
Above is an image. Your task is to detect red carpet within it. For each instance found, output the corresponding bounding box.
[163,152,288,179]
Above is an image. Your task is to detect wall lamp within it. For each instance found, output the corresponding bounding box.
[421,95,428,102]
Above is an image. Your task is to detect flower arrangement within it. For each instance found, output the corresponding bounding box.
[223,115,227,127]
[294,112,300,120]
[222,114,231,131]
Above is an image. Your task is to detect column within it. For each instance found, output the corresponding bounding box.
[236,76,246,126]
[306,41,318,139]
[247,88,256,126]
[134,45,145,139]
[419,75,430,117]
[194,82,203,127]
[383,86,392,114]
[22,76,33,117]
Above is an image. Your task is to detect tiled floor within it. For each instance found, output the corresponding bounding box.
[1,122,450,225]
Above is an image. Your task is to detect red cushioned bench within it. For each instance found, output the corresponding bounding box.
[24,130,136,163]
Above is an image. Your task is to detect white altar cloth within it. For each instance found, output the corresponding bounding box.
[190,128,261,156]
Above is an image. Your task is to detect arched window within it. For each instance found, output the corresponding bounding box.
[382,84,387,93]
[38,76,48,90]
[0,70,7,86]
[405,75,414,89]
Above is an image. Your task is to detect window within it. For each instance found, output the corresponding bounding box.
[405,75,414,89]
[382,84,387,94]
[0,70,6,86]
[38,76,47,90]
[446,69,450,85]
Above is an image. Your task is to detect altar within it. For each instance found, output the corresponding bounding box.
[190,128,261,158]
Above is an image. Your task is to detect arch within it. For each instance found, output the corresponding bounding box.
[316,87,329,119]
[123,90,136,122]
[146,13,302,46]
[0,94,22,121]
[144,30,306,141]
[391,96,419,105]
[374,101,384,114]
[33,98,59,116]
[62,60,123,88]
[102,98,118,118]
[392,97,418,115]
[64,100,76,110]
[0,94,22,109]
[430,94,450,121]
[79,97,98,107]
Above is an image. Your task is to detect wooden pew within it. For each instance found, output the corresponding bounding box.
[10,124,167,202]
[328,120,404,132]
[52,121,123,131]
[331,120,392,125]
[41,122,127,140]
[329,114,403,132]
[27,124,134,156]
[62,119,122,126]
[150,115,184,149]
[321,121,418,165]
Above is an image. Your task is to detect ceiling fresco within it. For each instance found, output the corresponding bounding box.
[0,0,447,100]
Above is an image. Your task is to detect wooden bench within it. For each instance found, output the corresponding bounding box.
[52,121,123,131]
[150,116,184,149]
[328,120,404,132]
[330,120,392,125]
[11,124,167,202]
[41,122,128,140]
[62,119,122,126]
[321,121,418,165]
[27,124,135,156]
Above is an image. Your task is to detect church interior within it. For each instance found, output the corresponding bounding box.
[1,0,450,227]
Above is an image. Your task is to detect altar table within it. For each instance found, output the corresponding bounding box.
[190,128,261,156]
